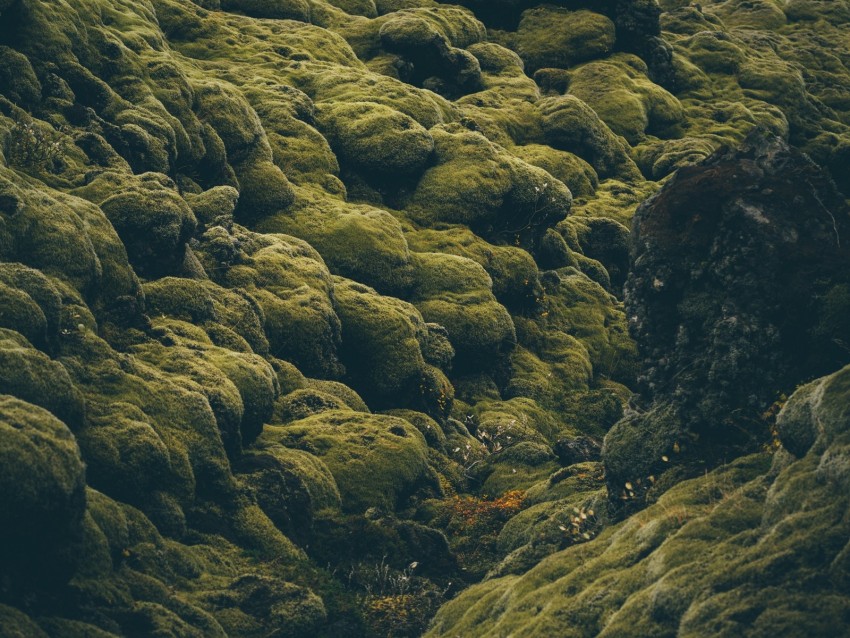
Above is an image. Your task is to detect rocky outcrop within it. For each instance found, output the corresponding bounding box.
[604,132,850,511]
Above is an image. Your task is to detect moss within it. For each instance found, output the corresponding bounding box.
[220,0,311,21]
[99,176,197,279]
[185,186,239,230]
[405,127,571,245]
[0,329,85,427]
[383,409,447,450]
[273,388,350,424]
[0,46,41,109]
[516,7,616,73]
[538,95,641,180]
[541,268,638,383]
[565,56,684,145]
[246,441,342,513]
[201,574,326,638]
[196,227,342,376]
[0,280,49,348]
[480,442,560,497]
[259,194,415,297]
[0,605,49,638]
[316,101,434,176]
[306,378,369,412]
[405,226,542,311]
[193,81,294,221]
[704,0,787,30]
[511,144,598,199]
[144,277,269,355]
[0,395,86,591]
[409,251,516,374]
[503,342,592,412]
[332,276,428,408]
[326,0,377,17]
[262,411,437,513]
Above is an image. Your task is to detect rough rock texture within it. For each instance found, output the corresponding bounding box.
[603,133,850,510]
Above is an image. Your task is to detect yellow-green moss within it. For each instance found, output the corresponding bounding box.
[262,411,437,513]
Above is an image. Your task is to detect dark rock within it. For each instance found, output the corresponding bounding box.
[553,435,602,465]
[604,131,850,508]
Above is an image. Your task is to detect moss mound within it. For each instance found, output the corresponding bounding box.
[262,411,437,512]
[0,395,86,592]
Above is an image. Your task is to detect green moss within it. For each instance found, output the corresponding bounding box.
[306,378,369,412]
[0,605,49,638]
[196,227,342,376]
[410,251,516,373]
[246,441,343,513]
[406,227,542,311]
[193,81,294,221]
[273,388,350,424]
[516,7,616,73]
[405,127,571,245]
[220,0,311,21]
[332,277,427,408]
[538,96,641,180]
[566,56,684,145]
[259,193,415,296]
[383,409,447,450]
[0,46,41,109]
[99,176,197,279]
[511,144,598,199]
[0,395,86,590]
[541,268,638,383]
[262,411,437,512]
[317,101,434,176]
[144,277,269,355]
[0,329,84,427]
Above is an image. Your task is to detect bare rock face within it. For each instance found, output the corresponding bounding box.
[604,132,850,510]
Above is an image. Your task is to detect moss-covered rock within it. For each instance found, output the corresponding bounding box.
[220,0,311,22]
[262,411,437,513]
[99,176,197,279]
[405,126,571,246]
[333,277,428,408]
[316,101,434,177]
[0,395,86,591]
[0,329,84,428]
[409,251,516,375]
[196,227,342,376]
[538,95,641,180]
[259,196,415,297]
[516,7,616,73]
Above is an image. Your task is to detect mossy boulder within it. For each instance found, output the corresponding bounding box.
[516,7,616,73]
[0,395,86,591]
[565,56,684,144]
[0,329,85,428]
[333,277,428,408]
[219,0,311,22]
[99,176,197,279]
[193,81,294,221]
[0,46,41,109]
[262,411,437,513]
[259,197,415,297]
[272,388,350,424]
[538,95,640,180]
[405,127,571,246]
[511,144,598,199]
[144,277,269,355]
[409,251,516,375]
[316,101,434,176]
[197,227,342,376]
